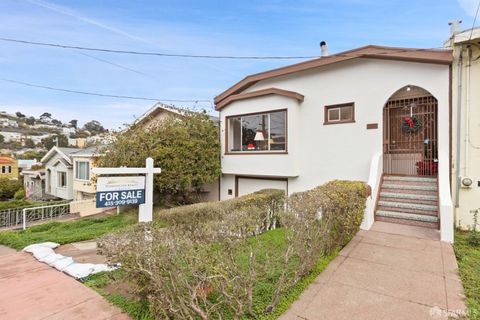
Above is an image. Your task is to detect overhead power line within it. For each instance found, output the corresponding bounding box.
[1,78,213,105]
[470,0,480,40]
[0,37,318,60]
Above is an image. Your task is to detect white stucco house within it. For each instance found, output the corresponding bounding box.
[215,45,454,242]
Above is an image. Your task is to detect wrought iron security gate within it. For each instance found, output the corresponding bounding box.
[383,95,438,176]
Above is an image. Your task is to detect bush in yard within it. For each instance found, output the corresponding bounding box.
[99,110,220,205]
[98,181,368,319]
[156,188,285,230]
[0,178,23,200]
[14,189,25,200]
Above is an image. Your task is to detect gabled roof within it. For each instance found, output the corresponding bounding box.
[214,45,452,109]
[40,146,79,166]
[134,102,220,126]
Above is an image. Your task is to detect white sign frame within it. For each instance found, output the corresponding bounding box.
[92,157,161,222]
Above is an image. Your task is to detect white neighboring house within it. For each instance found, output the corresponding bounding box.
[215,45,454,242]
[41,147,79,200]
[0,118,18,128]
[0,131,22,143]
[23,169,46,200]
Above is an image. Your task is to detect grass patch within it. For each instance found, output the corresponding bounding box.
[454,231,480,319]
[0,211,138,250]
[84,270,154,320]
[86,227,340,319]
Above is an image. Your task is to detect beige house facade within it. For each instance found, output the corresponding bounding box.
[446,27,480,229]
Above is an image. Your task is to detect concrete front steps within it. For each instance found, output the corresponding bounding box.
[375,175,439,229]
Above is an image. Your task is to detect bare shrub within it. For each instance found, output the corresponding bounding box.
[99,181,368,319]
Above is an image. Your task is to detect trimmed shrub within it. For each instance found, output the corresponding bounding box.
[14,189,25,200]
[99,181,368,320]
[156,188,285,231]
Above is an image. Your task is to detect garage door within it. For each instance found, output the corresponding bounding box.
[236,177,287,197]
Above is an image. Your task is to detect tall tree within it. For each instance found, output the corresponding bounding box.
[69,119,78,129]
[0,134,4,144]
[83,120,105,135]
[100,111,220,204]
[25,117,35,125]
[41,134,68,149]
[40,112,52,122]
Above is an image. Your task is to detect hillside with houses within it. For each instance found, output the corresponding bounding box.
[0,110,110,160]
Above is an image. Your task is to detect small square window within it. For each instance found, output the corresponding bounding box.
[228,189,233,195]
[324,103,355,125]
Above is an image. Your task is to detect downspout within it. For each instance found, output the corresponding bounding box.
[465,46,472,178]
[455,47,463,208]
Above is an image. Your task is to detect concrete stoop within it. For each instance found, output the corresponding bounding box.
[375,175,439,229]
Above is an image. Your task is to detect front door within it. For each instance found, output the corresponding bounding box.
[383,94,438,176]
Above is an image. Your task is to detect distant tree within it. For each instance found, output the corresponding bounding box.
[25,117,35,125]
[83,120,105,135]
[69,119,78,129]
[21,150,45,160]
[0,134,4,144]
[24,138,35,148]
[40,112,52,122]
[41,134,68,150]
[51,119,62,126]
[15,112,26,118]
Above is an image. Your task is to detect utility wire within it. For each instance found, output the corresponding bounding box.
[0,37,318,60]
[470,0,480,40]
[77,52,159,79]
[1,78,213,106]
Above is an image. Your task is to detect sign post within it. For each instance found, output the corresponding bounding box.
[92,157,161,222]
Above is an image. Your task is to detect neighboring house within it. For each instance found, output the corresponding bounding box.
[71,146,101,201]
[215,45,455,242]
[68,138,87,148]
[0,156,18,179]
[40,147,79,200]
[446,26,480,229]
[134,103,220,201]
[0,131,22,143]
[134,102,219,128]
[23,169,46,200]
[0,118,18,128]
[40,145,108,216]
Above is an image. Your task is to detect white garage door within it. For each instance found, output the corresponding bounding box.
[237,177,287,197]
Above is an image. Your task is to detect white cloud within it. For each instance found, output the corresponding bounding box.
[457,0,479,17]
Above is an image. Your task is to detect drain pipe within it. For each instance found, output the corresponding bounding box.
[455,47,463,208]
[465,46,472,178]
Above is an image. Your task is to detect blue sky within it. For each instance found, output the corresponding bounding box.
[0,0,478,129]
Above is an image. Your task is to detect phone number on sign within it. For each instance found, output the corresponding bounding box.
[103,199,142,206]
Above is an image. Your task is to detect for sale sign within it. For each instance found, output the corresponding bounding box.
[96,176,145,208]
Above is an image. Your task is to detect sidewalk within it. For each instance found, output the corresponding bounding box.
[279,222,467,320]
[0,251,129,320]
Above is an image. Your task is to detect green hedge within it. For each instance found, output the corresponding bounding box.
[155,188,285,228]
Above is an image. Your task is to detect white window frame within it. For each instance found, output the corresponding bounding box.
[58,171,67,188]
[226,109,287,153]
[75,161,90,181]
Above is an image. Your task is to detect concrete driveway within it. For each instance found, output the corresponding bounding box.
[279,222,467,320]
[0,249,129,320]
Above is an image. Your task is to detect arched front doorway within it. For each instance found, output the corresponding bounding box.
[383,85,438,176]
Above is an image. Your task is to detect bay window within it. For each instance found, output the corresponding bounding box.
[227,109,287,153]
